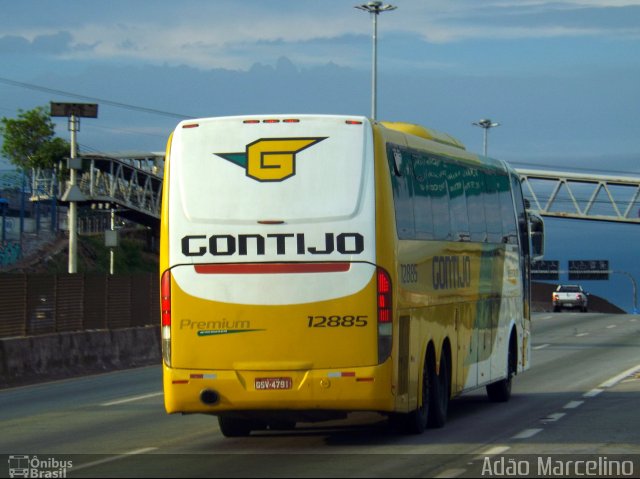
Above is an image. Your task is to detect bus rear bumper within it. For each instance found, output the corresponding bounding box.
[163,362,394,415]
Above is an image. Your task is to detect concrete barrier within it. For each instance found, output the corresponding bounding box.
[0,326,160,388]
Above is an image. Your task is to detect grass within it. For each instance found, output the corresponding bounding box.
[21,230,159,274]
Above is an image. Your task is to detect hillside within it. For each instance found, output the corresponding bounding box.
[531,282,625,314]
[2,230,159,274]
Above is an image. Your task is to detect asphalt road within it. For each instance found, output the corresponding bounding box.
[1,312,639,478]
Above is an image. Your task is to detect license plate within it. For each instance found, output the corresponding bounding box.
[255,377,293,390]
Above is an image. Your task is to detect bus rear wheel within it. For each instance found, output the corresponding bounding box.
[427,353,449,429]
[394,349,449,434]
[486,337,515,402]
[406,360,431,434]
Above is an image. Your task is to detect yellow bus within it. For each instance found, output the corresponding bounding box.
[160,115,544,436]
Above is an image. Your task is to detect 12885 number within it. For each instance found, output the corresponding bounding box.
[307,315,368,328]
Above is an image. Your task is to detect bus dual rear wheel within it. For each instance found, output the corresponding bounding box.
[394,353,449,434]
[428,354,449,429]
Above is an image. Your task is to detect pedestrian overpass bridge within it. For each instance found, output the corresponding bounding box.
[26,152,640,227]
[30,152,164,229]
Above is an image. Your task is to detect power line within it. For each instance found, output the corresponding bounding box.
[3,76,638,178]
[0,76,194,120]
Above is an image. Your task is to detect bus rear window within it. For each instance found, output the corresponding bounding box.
[172,119,369,223]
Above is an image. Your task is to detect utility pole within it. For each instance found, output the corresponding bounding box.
[51,102,98,273]
[355,1,397,120]
[104,206,120,275]
[472,118,500,156]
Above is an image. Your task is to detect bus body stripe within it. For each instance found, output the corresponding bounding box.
[193,262,351,274]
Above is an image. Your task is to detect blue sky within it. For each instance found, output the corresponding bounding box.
[1,0,639,311]
[1,0,639,171]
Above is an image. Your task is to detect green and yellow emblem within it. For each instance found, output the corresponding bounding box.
[215,137,326,182]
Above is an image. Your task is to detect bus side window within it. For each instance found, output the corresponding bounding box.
[510,173,530,255]
[447,161,470,241]
[498,173,518,244]
[465,166,487,242]
[411,153,435,240]
[428,156,451,241]
[386,144,415,239]
[484,170,504,244]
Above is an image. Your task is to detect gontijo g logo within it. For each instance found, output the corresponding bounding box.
[215,137,326,182]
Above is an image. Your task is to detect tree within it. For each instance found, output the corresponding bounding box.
[0,106,69,170]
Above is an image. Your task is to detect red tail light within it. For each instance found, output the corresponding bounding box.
[161,270,171,327]
[377,267,393,363]
[161,270,172,367]
[377,268,392,323]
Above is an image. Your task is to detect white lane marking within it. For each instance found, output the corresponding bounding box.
[72,447,158,472]
[576,332,589,337]
[434,469,467,478]
[540,315,554,320]
[533,344,550,350]
[598,364,640,389]
[581,365,640,399]
[542,412,566,423]
[563,400,584,409]
[512,428,543,439]
[100,392,163,407]
[479,446,510,456]
[474,446,510,461]
[606,324,617,329]
[630,318,638,322]
[584,388,603,398]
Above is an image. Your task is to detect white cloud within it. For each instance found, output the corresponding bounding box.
[3,0,639,70]
[455,0,640,7]
[414,24,606,44]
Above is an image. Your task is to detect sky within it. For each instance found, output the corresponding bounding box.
[0,0,639,311]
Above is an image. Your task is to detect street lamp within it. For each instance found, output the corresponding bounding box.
[355,1,396,120]
[472,118,500,156]
[50,102,98,273]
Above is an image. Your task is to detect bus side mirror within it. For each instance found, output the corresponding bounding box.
[529,213,544,261]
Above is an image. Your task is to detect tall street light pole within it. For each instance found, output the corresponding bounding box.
[472,118,500,156]
[51,102,98,273]
[355,1,396,121]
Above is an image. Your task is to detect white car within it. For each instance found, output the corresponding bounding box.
[552,284,589,312]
